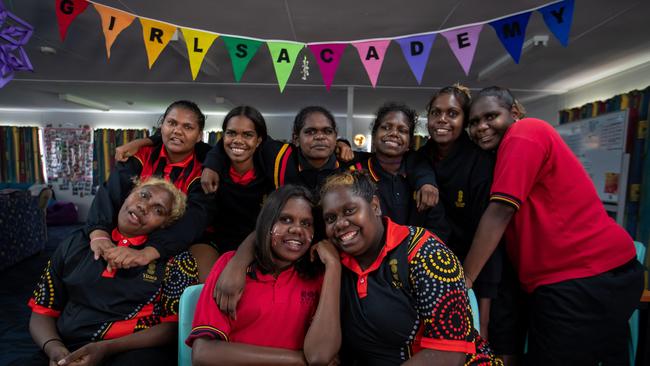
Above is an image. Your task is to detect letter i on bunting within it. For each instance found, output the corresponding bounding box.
[267,42,304,92]
[395,34,435,85]
[93,3,135,59]
[489,12,532,64]
[352,40,391,87]
[441,25,483,75]
[222,36,263,82]
[538,0,574,47]
[307,43,347,91]
[55,0,90,41]
[181,28,218,80]
[140,18,177,69]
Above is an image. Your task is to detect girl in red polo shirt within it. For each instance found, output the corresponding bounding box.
[463,86,643,365]
[186,185,341,366]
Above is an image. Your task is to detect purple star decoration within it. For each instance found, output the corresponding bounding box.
[0,3,34,88]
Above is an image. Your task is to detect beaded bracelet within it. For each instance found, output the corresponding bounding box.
[42,338,63,352]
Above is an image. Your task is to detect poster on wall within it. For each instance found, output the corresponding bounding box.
[43,126,93,197]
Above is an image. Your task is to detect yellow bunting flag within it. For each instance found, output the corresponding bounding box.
[139,18,177,69]
[93,3,135,59]
[181,28,218,80]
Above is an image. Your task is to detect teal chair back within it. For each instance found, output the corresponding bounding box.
[178,284,204,366]
[629,241,646,366]
[468,288,480,333]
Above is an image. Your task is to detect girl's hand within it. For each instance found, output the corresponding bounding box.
[213,260,246,320]
[201,168,220,194]
[415,184,439,211]
[114,141,140,162]
[57,341,109,366]
[335,141,354,162]
[45,342,69,366]
[105,246,150,269]
[310,240,340,267]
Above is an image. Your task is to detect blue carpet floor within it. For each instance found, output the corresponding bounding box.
[0,224,83,366]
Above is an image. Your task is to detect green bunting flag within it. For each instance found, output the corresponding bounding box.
[267,41,304,92]
[222,36,263,82]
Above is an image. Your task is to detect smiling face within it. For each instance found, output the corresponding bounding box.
[161,107,202,162]
[322,186,383,262]
[270,196,315,269]
[468,96,518,151]
[223,115,261,166]
[293,112,337,167]
[373,111,411,158]
[117,185,173,237]
[427,93,465,147]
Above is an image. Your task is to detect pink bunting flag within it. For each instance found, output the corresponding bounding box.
[352,40,391,88]
[307,43,347,91]
[441,25,483,76]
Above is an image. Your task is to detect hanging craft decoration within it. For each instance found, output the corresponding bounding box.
[0,3,34,88]
[54,0,574,90]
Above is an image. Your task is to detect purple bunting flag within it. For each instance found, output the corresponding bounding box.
[395,34,436,84]
[442,25,483,76]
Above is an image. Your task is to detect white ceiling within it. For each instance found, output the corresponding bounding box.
[1,0,649,118]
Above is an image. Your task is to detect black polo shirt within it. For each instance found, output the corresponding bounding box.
[86,140,215,259]
[28,229,199,348]
[338,218,499,365]
[418,132,503,298]
[347,152,450,243]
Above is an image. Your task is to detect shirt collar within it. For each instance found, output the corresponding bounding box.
[368,155,406,182]
[111,228,148,247]
[159,146,195,169]
[229,166,256,185]
[339,217,410,276]
[297,151,339,172]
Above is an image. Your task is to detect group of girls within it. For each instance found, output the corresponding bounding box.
[22,84,642,366]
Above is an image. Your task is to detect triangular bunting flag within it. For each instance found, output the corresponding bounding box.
[55,0,89,41]
[538,0,574,47]
[139,18,177,69]
[181,28,218,80]
[222,36,263,82]
[267,42,304,92]
[489,12,532,64]
[93,3,135,59]
[395,34,436,84]
[307,43,347,91]
[352,40,391,87]
[441,24,483,75]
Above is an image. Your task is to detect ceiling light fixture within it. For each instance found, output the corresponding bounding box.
[477,35,549,82]
[58,93,110,111]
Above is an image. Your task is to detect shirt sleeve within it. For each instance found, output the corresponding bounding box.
[147,177,215,258]
[408,236,476,354]
[405,150,437,190]
[185,252,236,346]
[85,158,141,234]
[28,236,74,317]
[490,130,548,210]
[157,251,200,323]
[203,139,227,173]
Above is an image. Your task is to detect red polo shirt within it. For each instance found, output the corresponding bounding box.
[490,118,635,293]
[186,252,323,350]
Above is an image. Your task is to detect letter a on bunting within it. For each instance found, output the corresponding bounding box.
[140,18,176,69]
[93,3,135,59]
[181,28,218,80]
[267,42,304,92]
[352,40,390,88]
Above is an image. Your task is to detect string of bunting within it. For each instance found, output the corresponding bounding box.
[55,0,574,92]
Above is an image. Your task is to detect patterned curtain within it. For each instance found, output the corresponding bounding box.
[43,126,93,196]
[0,126,44,183]
[207,131,222,146]
[92,129,149,192]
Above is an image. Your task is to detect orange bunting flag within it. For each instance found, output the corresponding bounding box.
[181,28,218,80]
[93,3,135,59]
[139,18,177,69]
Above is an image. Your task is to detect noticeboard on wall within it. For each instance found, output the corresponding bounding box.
[555,110,629,223]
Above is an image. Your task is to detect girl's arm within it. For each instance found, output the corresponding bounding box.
[192,338,306,366]
[114,136,156,162]
[58,322,176,366]
[29,312,70,365]
[213,232,256,319]
[303,241,342,365]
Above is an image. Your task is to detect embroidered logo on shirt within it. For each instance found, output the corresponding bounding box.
[455,190,466,208]
[143,261,158,282]
[300,289,318,306]
[389,259,402,289]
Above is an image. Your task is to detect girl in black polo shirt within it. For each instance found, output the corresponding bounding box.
[24,178,198,366]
